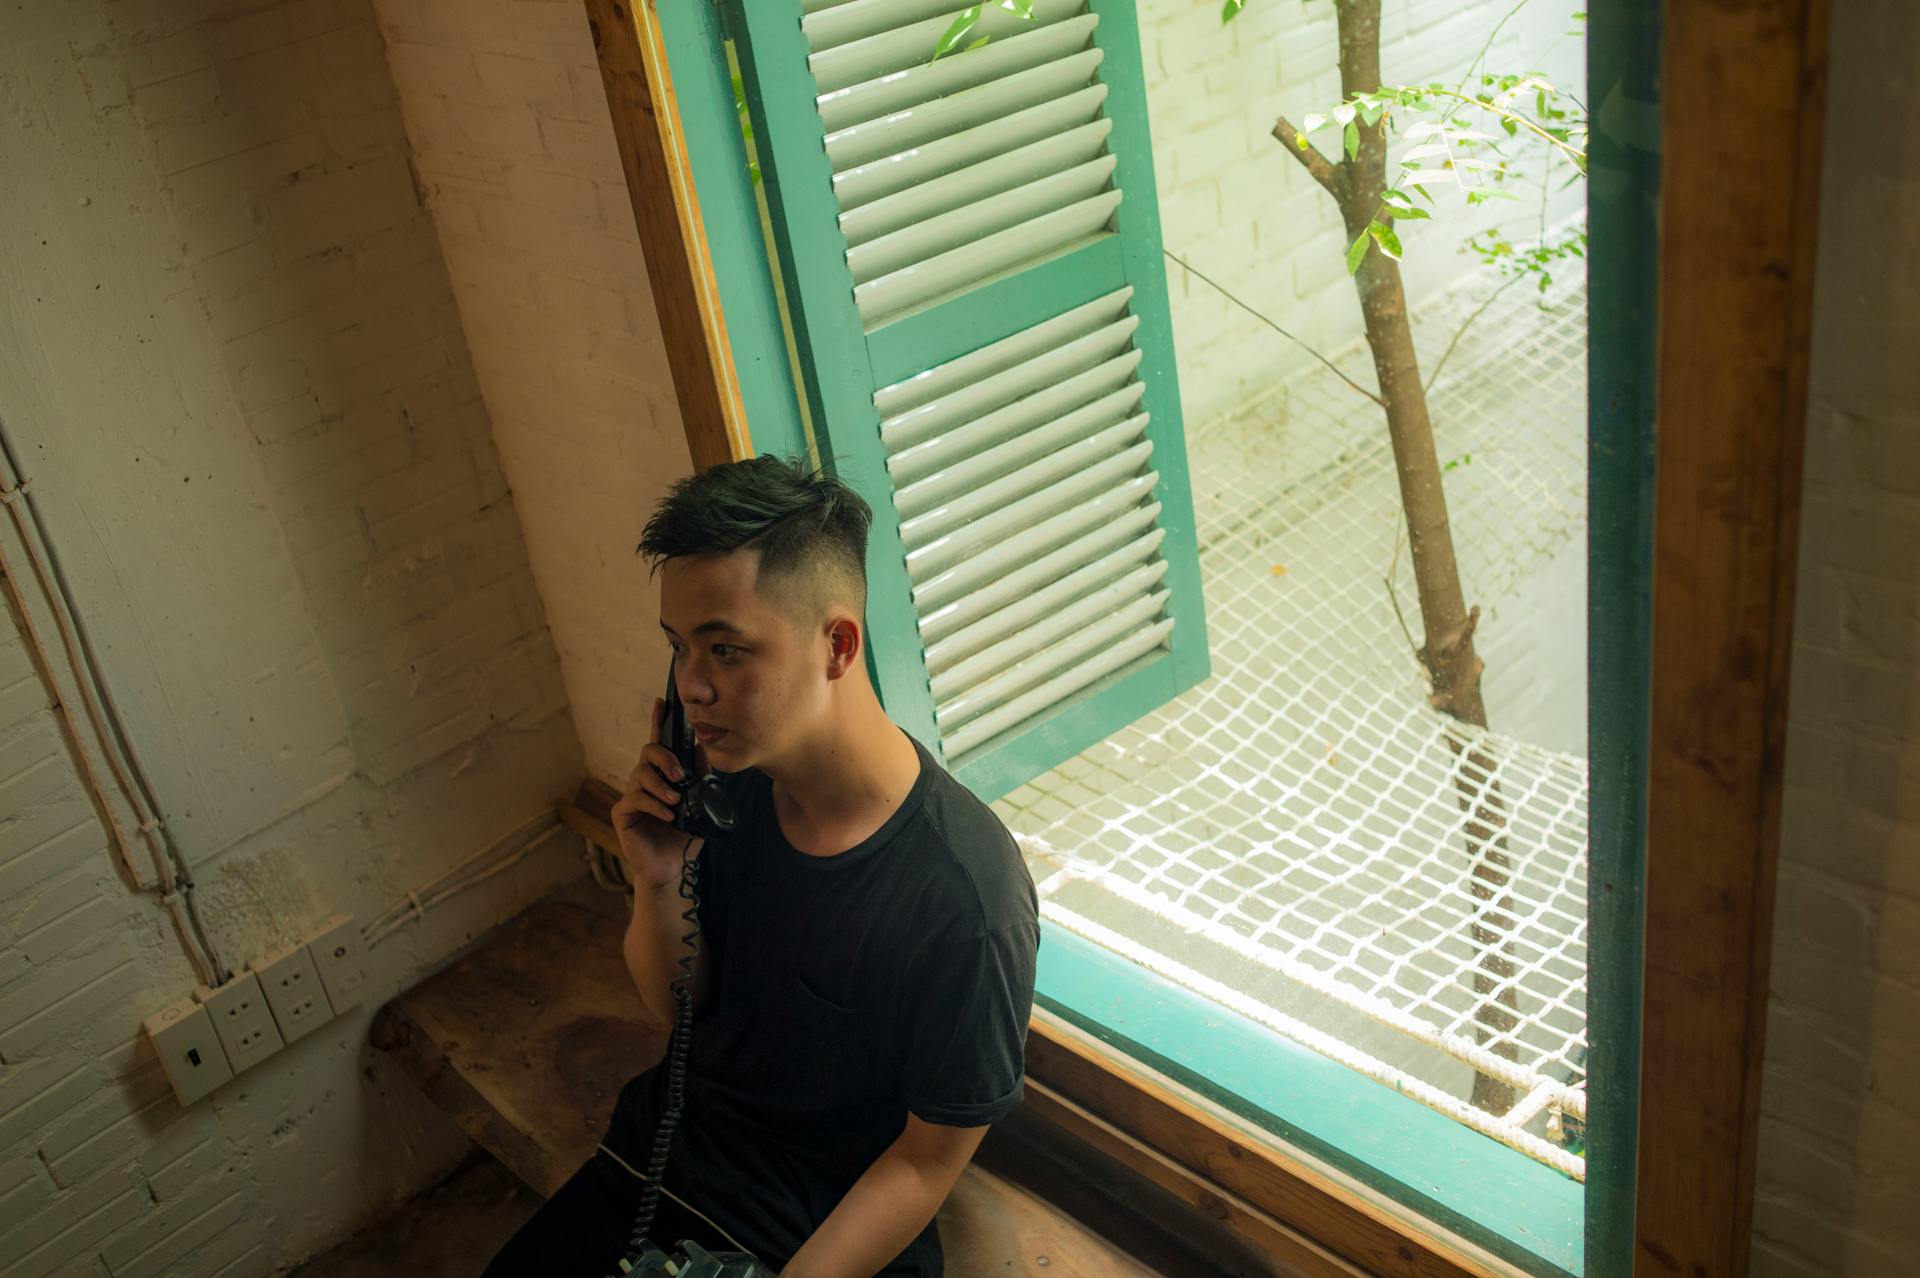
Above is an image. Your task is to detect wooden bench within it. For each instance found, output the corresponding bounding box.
[369,875,1165,1276]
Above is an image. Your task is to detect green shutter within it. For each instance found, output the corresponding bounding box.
[717,0,1209,801]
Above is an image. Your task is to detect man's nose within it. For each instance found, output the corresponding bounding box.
[675,660,716,702]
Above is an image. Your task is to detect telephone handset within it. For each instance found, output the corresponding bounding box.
[663,659,739,841]
[610,662,771,1278]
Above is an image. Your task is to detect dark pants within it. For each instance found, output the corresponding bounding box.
[481,1147,934,1277]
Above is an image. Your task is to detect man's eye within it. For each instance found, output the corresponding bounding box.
[713,645,738,659]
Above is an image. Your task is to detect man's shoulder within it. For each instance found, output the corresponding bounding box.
[906,757,1037,940]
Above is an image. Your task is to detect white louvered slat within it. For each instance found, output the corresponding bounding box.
[817,15,1099,132]
[906,444,1154,580]
[932,578,1171,702]
[834,84,1109,211]
[840,120,1112,249]
[802,0,980,54]
[806,0,1087,94]
[938,615,1176,756]
[880,315,1138,452]
[899,414,1149,546]
[911,478,1160,615]
[848,158,1116,286]
[857,190,1122,323]
[892,386,1144,517]
[929,557,1172,691]
[874,287,1132,418]
[825,49,1103,169]
[887,348,1141,485]
[919,516,1164,645]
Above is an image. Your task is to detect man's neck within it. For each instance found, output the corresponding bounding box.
[759,693,920,845]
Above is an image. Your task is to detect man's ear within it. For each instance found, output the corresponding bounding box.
[825,617,861,678]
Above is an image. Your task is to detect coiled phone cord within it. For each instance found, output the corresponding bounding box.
[616,834,702,1273]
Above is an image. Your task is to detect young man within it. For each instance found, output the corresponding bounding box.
[485,455,1041,1278]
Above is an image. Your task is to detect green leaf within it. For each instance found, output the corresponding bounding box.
[932,6,983,62]
[967,34,990,50]
[1368,221,1403,259]
[1302,112,1327,134]
[999,0,1035,19]
[1220,0,1247,21]
[1345,229,1370,274]
[1411,183,1436,205]
[1343,119,1360,160]
[1331,102,1357,126]
[1391,204,1430,220]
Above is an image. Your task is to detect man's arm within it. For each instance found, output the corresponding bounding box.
[777,1113,986,1278]
[622,847,713,1032]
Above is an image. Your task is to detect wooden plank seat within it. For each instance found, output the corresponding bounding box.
[368,877,1159,1276]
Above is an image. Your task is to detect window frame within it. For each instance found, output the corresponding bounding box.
[581,0,1831,1271]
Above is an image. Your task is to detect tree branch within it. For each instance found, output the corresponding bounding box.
[1270,115,1346,199]
[1424,272,1523,395]
[1164,250,1384,409]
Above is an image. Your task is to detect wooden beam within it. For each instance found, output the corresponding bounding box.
[1023,1013,1525,1278]
[1638,1,1832,1274]
[582,0,748,472]
[1020,1077,1372,1278]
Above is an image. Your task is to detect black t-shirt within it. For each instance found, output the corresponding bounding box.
[605,726,1041,1274]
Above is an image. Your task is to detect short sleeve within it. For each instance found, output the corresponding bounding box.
[902,921,1040,1127]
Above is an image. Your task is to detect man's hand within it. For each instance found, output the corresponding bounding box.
[778,1115,988,1278]
[617,697,714,1028]
[612,696,711,891]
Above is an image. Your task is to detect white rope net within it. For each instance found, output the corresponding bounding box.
[993,271,1590,1178]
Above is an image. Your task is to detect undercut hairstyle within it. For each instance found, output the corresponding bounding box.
[637,454,873,635]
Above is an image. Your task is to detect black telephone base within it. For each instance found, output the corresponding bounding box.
[617,1239,776,1277]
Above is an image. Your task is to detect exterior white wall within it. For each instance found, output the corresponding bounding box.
[1753,1,1920,1272]
[1141,0,1588,429]
[0,1,585,1274]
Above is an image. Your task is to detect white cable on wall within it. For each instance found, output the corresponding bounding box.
[0,422,229,986]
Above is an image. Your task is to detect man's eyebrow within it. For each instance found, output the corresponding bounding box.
[659,618,746,637]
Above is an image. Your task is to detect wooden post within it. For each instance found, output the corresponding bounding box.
[1637,1,1832,1273]
[583,0,748,472]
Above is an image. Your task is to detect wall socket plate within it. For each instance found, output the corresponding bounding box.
[306,914,366,1014]
[194,971,285,1075]
[142,997,234,1106]
[249,942,333,1045]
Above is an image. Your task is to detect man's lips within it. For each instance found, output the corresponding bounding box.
[693,725,727,744]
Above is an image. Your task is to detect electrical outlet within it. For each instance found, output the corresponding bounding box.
[306,914,367,1014]
[250,941,333,1044]
[142,997,234,1106]
[194,971,285,1075]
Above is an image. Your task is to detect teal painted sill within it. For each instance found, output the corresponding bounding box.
[1035,927,1583,1278]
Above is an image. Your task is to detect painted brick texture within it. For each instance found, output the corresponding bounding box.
[1753,1,1920,1274]
[1,1,587,1274]
[370,0,702,801]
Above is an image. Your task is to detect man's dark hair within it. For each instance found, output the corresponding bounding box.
[637,454,873,635]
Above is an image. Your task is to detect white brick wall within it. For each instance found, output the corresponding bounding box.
[1142,0,1587,429]
[1754,2,1920,1274]
[369,0,697,797]
[0,1,587,1274]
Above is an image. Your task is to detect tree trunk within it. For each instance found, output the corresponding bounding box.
[1278,0,1523,1115]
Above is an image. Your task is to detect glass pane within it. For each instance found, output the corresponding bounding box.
[985,3,1612,1272]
